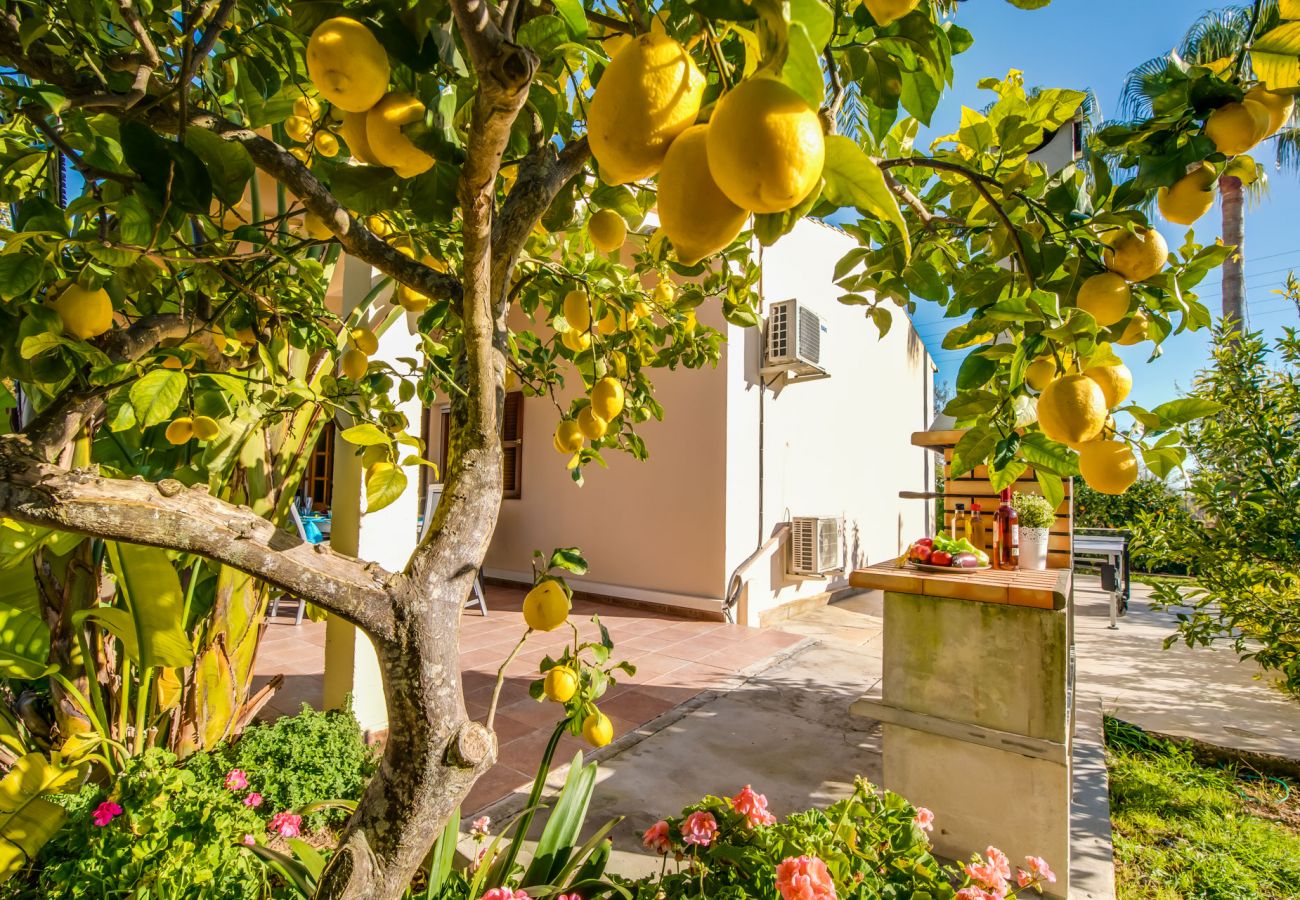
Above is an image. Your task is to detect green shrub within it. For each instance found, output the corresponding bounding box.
[187,702,377,828]
[28,749,268,900]
[1074,479,1195,575]
[1012,491,1055,530]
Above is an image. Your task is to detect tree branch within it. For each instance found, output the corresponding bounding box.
[0,439,397,638]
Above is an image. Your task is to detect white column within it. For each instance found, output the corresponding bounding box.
[323,255,424,734]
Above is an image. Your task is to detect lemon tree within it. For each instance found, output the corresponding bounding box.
[0,0,1288,895]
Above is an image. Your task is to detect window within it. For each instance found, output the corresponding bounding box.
[434,392,524,499]
[302,421,335,513]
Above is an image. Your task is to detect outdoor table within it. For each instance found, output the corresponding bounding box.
[1072,531,1129,629]
[848,561,1072,900]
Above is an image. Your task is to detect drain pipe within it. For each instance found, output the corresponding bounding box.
[723,523,790,624]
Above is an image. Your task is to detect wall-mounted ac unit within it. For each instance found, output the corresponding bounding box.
[790,516,842,577]
[762,299,828,380]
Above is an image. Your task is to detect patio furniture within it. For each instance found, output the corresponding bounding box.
[269,505,317,625]
[420,484,488,616]
[1072,528,1130,629]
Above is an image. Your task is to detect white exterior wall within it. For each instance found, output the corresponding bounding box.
[723,220,934,626]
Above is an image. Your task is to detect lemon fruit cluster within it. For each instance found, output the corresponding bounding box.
[588,36,824,265]
[1157,162,1216,227]
[164,415,221,445]
[303,18,435,179]
[1035,351,1137,495]
[543,665,579,703]
[340,327,378,380]
[552,376,625,454]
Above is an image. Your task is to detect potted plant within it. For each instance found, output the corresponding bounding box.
[1013,492,1056,570]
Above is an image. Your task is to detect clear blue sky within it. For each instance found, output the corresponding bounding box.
[912,0,1300,410]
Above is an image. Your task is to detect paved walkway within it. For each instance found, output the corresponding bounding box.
[1073,578,1300,761]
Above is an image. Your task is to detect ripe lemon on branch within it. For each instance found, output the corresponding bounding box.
[1075,273,1131,327]
[338,111,380,165]
[863,0,918,26]
[587,34,704,185]
[1037,374,1108,445]
[1116,310,1150,346]
[306,18,390,113]
[1205,100,1269,156]
[543,665,579,703]
[583,710,614,747]
[590,377,624,421]
[1158,163,1216,226]
[1245,87,1294,138]
[658,124,750,264]
[588,210,626,252]
[51,284,113,339]
[1083,362,1132,408]
[523,579,570,631]
[1078,440,1138,495]
[1102,227,1167,283]
[707,77,825,214]
[367,92,435,178]
[554,419,584,454]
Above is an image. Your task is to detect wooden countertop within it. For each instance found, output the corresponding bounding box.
[849,560,1071,611]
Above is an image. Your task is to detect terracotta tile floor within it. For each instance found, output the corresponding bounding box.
[252,583,804,812]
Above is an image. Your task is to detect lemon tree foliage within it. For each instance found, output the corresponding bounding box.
[0,0,1290,894]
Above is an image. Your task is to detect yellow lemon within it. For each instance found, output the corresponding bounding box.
[339,110,381,165]
[1245,87,1294,137]
[288,146,311,164]
[597,308,622,335]
[164,417,194,445]
[1157,163,1216,226]
[543,665,579,703]
[1083,363,1133,408]
[365,214,391,236]
[314,130,340,158]
[1223,154,1258,185]
[1026,357,1067,393]
[1078,440,1138,495]
[396,284,428,312]
[52,284,114,339]
[191,415,221,441]
[707,77,825,214]
[293,96,322,120]
[303,211,333,240]
[1076,273,1132,327]
[554,419,584,454]
[582,710,614,747]
[306,18,390,113]
[864,0,918,25]
[588,209,627,252]
[350,327,379,354]
[587,33,705,184]
[1103,228,1168,283]
[563,290,592,331]
[523,579,570,631]
[578,406,608,441]
[1116,310,1150,346]
[367,92,435,178]
[561,330,591,353]
[284,115,313,144]
[658,124,750,265]
[1205,100,1269,156]
[340,348,369,379]
[1037,374,1108,445]
[590,377,624,421]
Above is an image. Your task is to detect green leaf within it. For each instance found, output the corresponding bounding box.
[1142,445,1185,480]
[547,547,589,575]
[339,423,390,446]
[788,0,833,48]
[943,390,997,419]
[19,331,65,360]
[951,426,996,477]
[1150,398,1222,428]
[1035,470,1065,510]
[99,542,195,669]
[1251,22,1300,91]
[988,459,1028,491]
[183,129,255,206]
[1018,432,1080,477]
[0,754,84,884]
[129,370,186,427]
[550,0,587,38]
[820,136,910,259]
[0,598,53,680]
[956,353,996,390]
[0,253,43,299]
[115,194,154,246]
[781,24,825,108]
[365,463,408,513]
[522,753,598,886]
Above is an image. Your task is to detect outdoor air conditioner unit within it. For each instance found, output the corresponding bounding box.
[790,516,842,577]
[762,299,828,380]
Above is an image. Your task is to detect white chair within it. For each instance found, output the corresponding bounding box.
[269,505,311,625]
[421,484,488,616]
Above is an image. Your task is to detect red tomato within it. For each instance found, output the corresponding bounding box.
[930,550,953,567]
[910,544,932,563]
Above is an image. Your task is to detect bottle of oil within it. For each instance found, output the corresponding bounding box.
[951,502,965,540]
[969,502,985,554]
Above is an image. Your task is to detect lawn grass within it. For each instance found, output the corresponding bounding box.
[1106,718,1300,900]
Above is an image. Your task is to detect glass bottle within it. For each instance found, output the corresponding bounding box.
[952,502,965,540]
[996,488,1019,569]
[969,502,985,553]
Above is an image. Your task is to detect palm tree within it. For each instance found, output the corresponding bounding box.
[1117,0,1296,326]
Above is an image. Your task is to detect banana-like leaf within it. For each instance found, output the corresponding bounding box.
[0,521,79,570]
[155,667,182,712]
[0,603,53,680]
[101,542,194,670]
[0,753,85,883]
[522,753,598,887]
[194,646,236,749]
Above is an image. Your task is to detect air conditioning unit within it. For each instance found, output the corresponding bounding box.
[790,516,842,577]
[763,299,828,379]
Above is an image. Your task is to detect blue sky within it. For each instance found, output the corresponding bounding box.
[911,0,1300,410]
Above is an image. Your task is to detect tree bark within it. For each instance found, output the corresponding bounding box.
[1219,174,1246,329]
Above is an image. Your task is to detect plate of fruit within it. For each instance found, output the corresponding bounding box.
[902,535,991,573]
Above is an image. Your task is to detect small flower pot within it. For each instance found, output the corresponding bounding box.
[1018,527,1050,570]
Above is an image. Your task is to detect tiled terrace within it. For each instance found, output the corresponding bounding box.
[252,582,804,812]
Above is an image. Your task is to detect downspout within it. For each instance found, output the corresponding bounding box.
[757,241,766,546]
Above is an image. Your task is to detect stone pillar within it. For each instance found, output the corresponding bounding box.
[322,256,424,734]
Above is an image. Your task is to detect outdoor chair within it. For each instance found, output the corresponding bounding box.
[268,504,314,625]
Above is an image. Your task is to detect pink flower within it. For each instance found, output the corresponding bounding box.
[1017,871,1035,889]
[643,819,673,854]
[679,810,718,847]
[1020,855,1056,885]
[986,847,1011,881]
[244,792,263,808]
[267,812,302,838]
[471,816,492,839]
[91,801,122,827]
[479,890,530,900]
[913,807,934,832]
[956,889,998,900]
[964,846,1012,896]
[223,769,249,791]
[242,834,256,846]
[731,785,777,828]
[469,848,487,874]
[775,855,838,900]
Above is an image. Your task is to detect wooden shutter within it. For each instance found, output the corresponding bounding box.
[502,391,524,499]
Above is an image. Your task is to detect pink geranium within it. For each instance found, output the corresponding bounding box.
[956,889,999,900]
[471,816,492,839]
[643,819,673,854]
[223,769,249,791]
[775,855,837,900]
[731,785,777,827]
[479,890,530,900]
[679,810,718,847]
[913,807,934,832]
[91,801,123,827]
[241,834,257,846]
[267,812,302,838]
[1018,855,1056,886]
[964,846,1011,896]
[244,792,263,808]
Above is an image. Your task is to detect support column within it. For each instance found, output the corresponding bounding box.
[323,256,424,734]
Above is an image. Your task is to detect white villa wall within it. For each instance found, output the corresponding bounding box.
[723,219,934,626]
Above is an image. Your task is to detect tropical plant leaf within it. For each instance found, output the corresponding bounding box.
[522,753,598,886]
[0,753,85,884]
[0,601,53,680]
[100,542,194,669]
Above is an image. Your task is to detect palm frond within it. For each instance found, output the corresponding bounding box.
[1272,126,1300,176]
[1180,6,1254,65]
[1117,56,1173,121]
